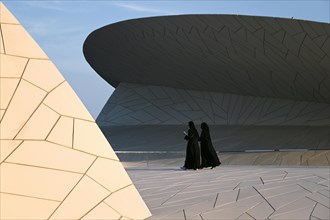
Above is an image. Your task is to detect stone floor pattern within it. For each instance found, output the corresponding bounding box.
[126,165,330,220]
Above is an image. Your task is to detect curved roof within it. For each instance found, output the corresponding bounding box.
[83,15,330,103]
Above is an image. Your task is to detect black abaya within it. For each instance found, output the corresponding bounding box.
[183,121,200,170]
[199,122,221,168]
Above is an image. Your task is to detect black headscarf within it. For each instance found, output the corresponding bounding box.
[189,121,196,130]
[201,122,209,133]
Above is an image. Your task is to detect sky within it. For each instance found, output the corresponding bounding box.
[3,0,330,119]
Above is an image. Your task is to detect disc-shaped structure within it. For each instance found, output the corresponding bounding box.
[84,15,330,103]
[83,14,330,153]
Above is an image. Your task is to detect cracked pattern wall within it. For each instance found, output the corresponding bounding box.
[97,83,330,126]
[85,15,330,104]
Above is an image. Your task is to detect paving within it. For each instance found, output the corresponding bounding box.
[124,161,330,220]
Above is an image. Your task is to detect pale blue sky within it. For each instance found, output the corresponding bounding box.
[3,0,329,119]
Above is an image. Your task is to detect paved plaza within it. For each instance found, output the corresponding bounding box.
[125,163,329,220]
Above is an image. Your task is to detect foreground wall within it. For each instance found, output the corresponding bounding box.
[0,3,151,219]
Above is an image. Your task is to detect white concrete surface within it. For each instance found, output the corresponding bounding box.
[125,164,330,220]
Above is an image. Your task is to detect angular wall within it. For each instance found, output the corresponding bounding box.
[0,3,151,219]
[97,83,329,152]
[98,83,330,126]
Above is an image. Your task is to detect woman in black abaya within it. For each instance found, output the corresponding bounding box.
[181,121,200,170]
[199,122,221,169]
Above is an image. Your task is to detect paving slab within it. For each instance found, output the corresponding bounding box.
[269,205,316,219]
[182,195,216,218]
[259,184,301,198]
[307,193,330,208]
[238,213,256,219]
[159,209,185,220]
[270,197,316,216]
[312,203,330,220]
[318,189,330,198]
[267,189,311,210]
[214,190,239,208]
[319,180,330,188]
[247,201,275,219]
[201,196,262,219]
[125,164,330,220]
[238,187,259,200]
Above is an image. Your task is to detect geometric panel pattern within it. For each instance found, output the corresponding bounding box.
[85,14,330,154]
[84,15,330,104]
[97,82,330,126]
[127,165,330,219]
[97,82,329,152]
[0,3,151,220]
[100,124,330,151]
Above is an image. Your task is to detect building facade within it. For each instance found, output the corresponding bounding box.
[84,14,330,152]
